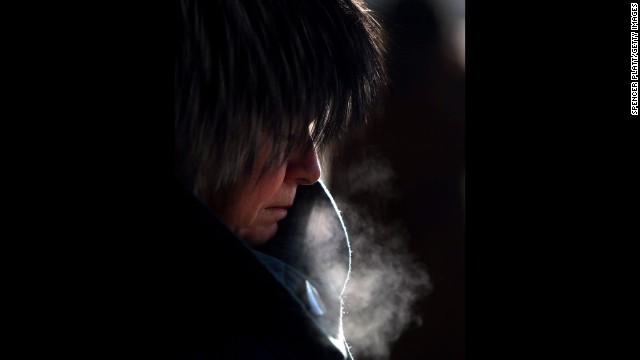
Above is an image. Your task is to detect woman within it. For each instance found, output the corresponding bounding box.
[174,0,386,358]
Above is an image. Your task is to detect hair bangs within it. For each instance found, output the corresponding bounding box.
[253,0,387,163]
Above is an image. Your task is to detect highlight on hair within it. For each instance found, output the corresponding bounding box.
[175,0,387,204]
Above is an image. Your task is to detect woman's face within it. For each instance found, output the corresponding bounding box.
[217,141,321,247]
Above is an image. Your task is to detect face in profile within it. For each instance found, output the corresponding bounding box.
[216,140,321,247]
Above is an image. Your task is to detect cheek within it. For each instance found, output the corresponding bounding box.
[233,191,263,225]
[238,170,286,220]
[254,173,286,209]
[219,164,287,237]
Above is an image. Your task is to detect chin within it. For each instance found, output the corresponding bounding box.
[240,223,278,248]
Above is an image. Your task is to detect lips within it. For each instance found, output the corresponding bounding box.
[267,205,292,210]
[264,206,290,222]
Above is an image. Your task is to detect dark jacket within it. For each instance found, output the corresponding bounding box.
[174,180,352,359]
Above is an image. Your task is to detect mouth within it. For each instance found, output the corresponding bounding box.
[264,205,292,221]
[266,205,292,210]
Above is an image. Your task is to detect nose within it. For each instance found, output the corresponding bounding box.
[285,143,321,186]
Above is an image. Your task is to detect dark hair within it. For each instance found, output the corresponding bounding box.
[175,0,387,205]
